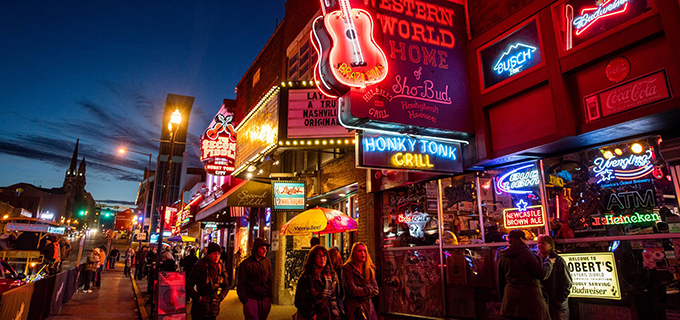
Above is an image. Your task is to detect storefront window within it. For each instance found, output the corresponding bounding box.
[382,180,440,248]
[480,161,546,242]
[440,174,482,245]
[544,137,680,238]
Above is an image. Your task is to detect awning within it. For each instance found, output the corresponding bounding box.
[195,180,271,222]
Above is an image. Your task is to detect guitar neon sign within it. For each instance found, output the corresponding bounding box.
[593,150,653,184]
[495,164,540,195]
[311,0,389,98]
[572,0,630,36]
[493,43,538,76]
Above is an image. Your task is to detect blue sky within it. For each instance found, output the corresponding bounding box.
[0,0,285,204]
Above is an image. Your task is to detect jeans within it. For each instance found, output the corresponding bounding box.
[108,257,116,269]
[84,270,95,291]
[95,265,103,287]
[243,297,271,320]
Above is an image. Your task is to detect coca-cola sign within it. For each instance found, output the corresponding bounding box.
[583,69,670,122]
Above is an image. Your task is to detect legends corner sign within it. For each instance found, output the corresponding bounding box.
[356,131,463,174]
[273,181,306,210]
[562,252,621,300]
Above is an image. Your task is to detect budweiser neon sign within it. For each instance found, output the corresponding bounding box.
[573,0,630,36]
[593,150,653,183]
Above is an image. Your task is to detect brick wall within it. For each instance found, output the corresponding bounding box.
[467,0,535,37]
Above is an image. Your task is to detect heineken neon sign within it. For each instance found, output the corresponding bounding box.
[590,212,661,226]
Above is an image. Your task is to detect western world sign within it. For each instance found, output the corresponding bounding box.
[356,131,463,173]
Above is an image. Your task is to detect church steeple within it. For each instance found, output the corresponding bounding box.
[78,157,86,175]
[68,139,79,176]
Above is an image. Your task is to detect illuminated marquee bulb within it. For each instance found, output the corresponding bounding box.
[631,143,643,154]
[603,150,614,159]
[614,148,623,156]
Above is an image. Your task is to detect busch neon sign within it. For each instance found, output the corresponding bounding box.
[573,0,630,36]
[493,43,538,76]
[495,164,540,195]
[593,149,653,183]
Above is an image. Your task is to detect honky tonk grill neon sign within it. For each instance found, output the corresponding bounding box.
[363,135,457,170]
[493,43,538,76]
[573,0,630,36]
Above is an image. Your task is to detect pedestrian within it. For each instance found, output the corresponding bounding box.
[84,248,100,293]
[95,245,107,287]
[200,247,208,258]
[538,235,572,320]
[187,242,230,320]
[233,248,243,286]
[124,247,135,277]
[310,237,321,248]
[295,245,341,320]
[343,242,378,320]
[161,249,176,271]
[328,247,346,319]
[497,230,554,320]
[220,246,229,267]
[135,246,147,279]
[180,248,199,277]
[237,238,273,320]
[108,246,119,269]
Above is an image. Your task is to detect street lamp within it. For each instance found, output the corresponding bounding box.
[118,147,154,244]
[155,108,182,316]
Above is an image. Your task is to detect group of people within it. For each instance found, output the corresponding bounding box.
[497,231,573,320]
[39,235,72,274]
[83,245,108,293]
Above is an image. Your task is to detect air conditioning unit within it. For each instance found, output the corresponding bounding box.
[660,137,680,165]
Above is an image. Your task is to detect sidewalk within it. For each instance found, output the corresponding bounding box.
[47,261,139,320]
[134,267,296,319]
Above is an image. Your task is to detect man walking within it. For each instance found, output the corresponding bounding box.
[108,246,119,269]
[187,243,230,320]
[237,238,272,320]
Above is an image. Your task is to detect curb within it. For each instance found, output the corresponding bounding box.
[131,276,150,320]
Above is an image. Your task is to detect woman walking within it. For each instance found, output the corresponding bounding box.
[295,245,341,320]
[123,247,135,277]
[343,243,378,320]
[328,247,346,319]
[538,235,572,320]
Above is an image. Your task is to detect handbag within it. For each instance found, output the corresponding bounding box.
[354,304,368,320]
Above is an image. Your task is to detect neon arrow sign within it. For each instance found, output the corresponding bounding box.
[493,43,538,76]
[573,0,630,36]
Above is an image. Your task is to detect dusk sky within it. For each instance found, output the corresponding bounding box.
[0,0,285,205]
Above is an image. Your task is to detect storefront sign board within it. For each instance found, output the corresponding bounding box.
[503,204,545,229]
[287,89,352,138]
[226,181,272,208]
[584,69,671,122]
[272,181,306,210]
[201,103,237,176]
[234,90,279,170]
[330,0,473,134]
[480,20,542,89]
[356,131,463,174]
[562,252,621,300]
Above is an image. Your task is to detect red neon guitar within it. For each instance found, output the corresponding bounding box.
[312,0,388,97]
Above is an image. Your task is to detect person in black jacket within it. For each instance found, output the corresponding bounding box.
[237,237,272,320]
[538,235,572,320]
[187,243,230,320]
[180,248,199,277]
[497,230,554,320]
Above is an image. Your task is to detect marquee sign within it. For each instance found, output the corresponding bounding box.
[201,103,237,176]
[287,89,353,138]
[480,20,542,89]
[356,131,463,174]
[562,252,621,300]
[561,0,651,50]
[503,202,545,229]
[273,181,306,210]
[318,0,472,135]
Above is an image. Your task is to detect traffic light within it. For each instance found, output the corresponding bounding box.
[79,211,85,216]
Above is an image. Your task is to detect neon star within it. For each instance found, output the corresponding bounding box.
[516,199,529,212]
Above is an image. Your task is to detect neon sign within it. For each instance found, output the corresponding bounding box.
[589,212,661,226]
[495,164,540,195]
[201,106,237,176]
[503,205,545,229]
[493,43,538,76]
[606,189,655,210]
[357,132,463,174]
[572,0,630,36]
[593,149,653,183]
[397,211,431,238]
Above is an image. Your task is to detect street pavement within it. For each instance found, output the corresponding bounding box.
[47,237,139,320]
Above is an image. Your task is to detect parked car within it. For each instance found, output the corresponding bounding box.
[0,259,25,293]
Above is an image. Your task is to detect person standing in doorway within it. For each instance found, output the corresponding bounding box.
[538,235,572,320]
[497,230,554,320]
[237,238,272,320]
[187,243,230,320]
[343,242,379,320]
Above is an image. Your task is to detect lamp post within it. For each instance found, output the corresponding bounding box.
[118,148,153,245]
[155,108,182,317]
